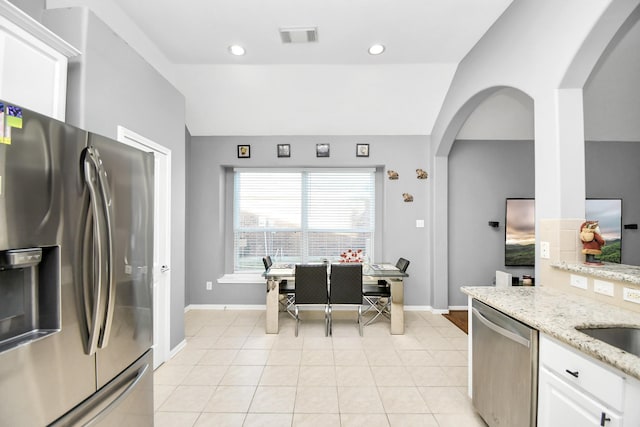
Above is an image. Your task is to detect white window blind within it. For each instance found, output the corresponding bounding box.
[234,169,375,272]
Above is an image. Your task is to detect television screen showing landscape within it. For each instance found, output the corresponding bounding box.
[585,199,622,263]
[505,199,535,266]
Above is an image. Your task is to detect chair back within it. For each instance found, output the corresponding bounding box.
[396,257,410,273]
[330,264,362,305]
[263,256,273,271]
[294,265,328,304]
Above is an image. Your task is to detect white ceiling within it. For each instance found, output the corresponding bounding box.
[109,0,513,65]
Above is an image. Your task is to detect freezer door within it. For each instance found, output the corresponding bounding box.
[86,133,154,388]
[0,104,96,425]
[50,350,153,427]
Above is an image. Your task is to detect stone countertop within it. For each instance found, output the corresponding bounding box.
[551,261,640,285]
[461,286,640,380]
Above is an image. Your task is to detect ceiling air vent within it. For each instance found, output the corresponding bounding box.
[279,27,318,44]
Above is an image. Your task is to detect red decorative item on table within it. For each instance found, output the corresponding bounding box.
[340,249,363,263]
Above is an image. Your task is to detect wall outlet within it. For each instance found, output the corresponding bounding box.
[416,219,425,228]
[623,287,640,304]
[594,280,614,297]
[540,241,550,259]
[570,274,588,290]
[206,281,213,291]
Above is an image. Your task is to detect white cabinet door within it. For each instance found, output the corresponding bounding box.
[538,366,621,427]
[0,2,79,120]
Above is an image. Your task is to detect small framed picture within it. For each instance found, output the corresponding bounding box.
[356,143,369,157]
[316,143,330,157]
[237,145,250,158]
[277,144,290,158]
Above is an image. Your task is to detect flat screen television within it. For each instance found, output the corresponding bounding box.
[585,198,622,263]
[505,198,535,266]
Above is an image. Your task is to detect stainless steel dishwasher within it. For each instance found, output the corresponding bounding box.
[472,299,538,427]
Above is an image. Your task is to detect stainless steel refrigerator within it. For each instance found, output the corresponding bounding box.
[0,101,154,426]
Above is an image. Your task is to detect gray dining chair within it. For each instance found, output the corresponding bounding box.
[293,264,329,337]
[362,257,410,326]
[328,263,363,336]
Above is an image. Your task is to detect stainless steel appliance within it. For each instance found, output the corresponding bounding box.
[472,299,538,427]
[0,101,154,426]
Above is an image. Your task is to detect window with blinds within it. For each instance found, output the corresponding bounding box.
[234,169,375,272]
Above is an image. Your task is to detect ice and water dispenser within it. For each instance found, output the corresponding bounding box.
[0,247,60,353]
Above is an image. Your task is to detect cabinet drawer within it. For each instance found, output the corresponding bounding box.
[540,335,624,411]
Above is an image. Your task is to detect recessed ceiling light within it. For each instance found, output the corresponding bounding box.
[368,44,385,55]
[228,45,246,56]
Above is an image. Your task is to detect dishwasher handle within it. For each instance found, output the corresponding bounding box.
[472,307,531,348]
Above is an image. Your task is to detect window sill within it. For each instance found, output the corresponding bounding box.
[217,273,265,284]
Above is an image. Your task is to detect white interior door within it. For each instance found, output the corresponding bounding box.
[117,126,171,370]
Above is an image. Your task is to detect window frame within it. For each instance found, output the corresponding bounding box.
[231,167,377,272]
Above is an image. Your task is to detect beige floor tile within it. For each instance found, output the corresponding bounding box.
[249,386,297,413]
[303,336,333,350]
[337,386,385,413]
[219,365,264,386]
[332,336,364,349]
[243,335,276,349]
[298,365,336,386]
[231,349,270,365]
[154,411,199,427]
[181,365,228,386]
[378,386,430,413]
[156,309,473,425]
[430,350,468,367]
[434,412,488,427]
[372,366,414,386]
[267,349,302,366]
[418,386,476,414]
[154,365,193,385]
[294,386,339,413]
[259,365,300,386]
[243,413,293,427]
[410,366,454,387]
[333,349,368,366]
[167,348,207,365]
[339,413,390,427]
[194,412,245,427]
[158,385,215,412]
[301,349,334,365]
[212,336,247,349]
[198,349,238,365]
[203,385,256,413]
[292,412,340,426]
[153,384,175,410]
[397,350,438,367]
[335,366,375,387]
[387,413,439,426]
[365,348,401,366]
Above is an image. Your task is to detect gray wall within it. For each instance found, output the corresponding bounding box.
[42,8,186,349]
[8,0,45,21]
[448,140,535,306]
[187,136,433,307]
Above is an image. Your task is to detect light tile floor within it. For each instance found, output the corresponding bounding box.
[154,309,488,427]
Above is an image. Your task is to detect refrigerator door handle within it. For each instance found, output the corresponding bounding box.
[92,149,116,349]
[82,149,105,356]
[83,147,116,351]
[84,363,149,427]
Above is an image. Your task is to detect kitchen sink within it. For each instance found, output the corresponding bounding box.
[576,326,640,357]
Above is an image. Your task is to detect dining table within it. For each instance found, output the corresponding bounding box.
[263,263,409,335]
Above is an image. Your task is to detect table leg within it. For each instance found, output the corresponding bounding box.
[266,278,279,334]
[389,278,404,334]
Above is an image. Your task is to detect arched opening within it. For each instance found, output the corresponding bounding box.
[446,88,535,307]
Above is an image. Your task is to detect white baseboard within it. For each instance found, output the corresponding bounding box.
[169,339,187,359]
[185,304,266,312]
[448,305,468,311]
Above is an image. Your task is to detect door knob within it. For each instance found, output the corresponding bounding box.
[160,265,170,273]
